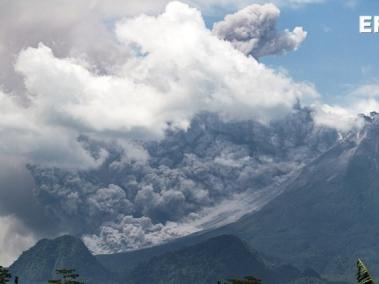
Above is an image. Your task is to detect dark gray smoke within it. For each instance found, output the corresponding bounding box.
[26,110,339,253]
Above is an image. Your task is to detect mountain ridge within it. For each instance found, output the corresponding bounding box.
[9,234,330,284]
[9,235,115,284]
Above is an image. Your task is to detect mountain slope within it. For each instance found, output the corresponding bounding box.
[100,112,378,283]
[9,235,115,284]
[215,113,379,282]
[121,235,325,284]
[10,234,328,284]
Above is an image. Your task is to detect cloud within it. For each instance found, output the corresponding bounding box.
[344,0,358,8]
[0,0,145,94]
[10,1,317,147]
[0,89,108,168]
[349,84,379,98]
[312,103,364,132]
[281,0,325,5]
[347,84,379,117]
[0,216,37,266]
[0,0,325,96]
[212,3,307,58]
[0,0,324,87]
[0,0,360,263]
[188,0,325,11]
[311,84,379,132]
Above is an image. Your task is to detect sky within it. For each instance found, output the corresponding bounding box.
[259,0,379,103]
[1,0,379,266]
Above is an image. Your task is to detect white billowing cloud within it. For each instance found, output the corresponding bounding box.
[312,84,379,132]
[0,0,196,85]
[0,216,36,266]
[312,103,363,132]
[349,84,379,98]
[0,89,104,168]
[212,3,307,58]
[13,2,317,145]
[348,84,379,117]
[188,0,325,11]
[0,0,326,94]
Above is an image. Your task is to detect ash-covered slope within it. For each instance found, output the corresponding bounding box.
[217,112,379,282]
[28,108,338,253]
[9,235,114,284]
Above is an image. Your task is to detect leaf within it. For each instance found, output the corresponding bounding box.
[357,259,376,284]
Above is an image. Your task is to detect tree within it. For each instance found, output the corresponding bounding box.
[218,276,262,284]
[0,266,11,284]
[357,259,376,284]
[48,268,84,284]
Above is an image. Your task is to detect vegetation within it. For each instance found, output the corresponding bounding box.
[0,265,85,284]
[0,266,11,284]
[1,258,377,283]
[48,269,84,284]
[225,276,262,283]
[219,259,379,284]
[217,276,262,283]
[357,259,376,284]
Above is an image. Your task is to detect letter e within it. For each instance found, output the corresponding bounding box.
[360,16,372,33]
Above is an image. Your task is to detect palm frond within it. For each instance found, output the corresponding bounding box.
[357,259,376,284]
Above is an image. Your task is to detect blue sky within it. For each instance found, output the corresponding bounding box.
[206,0,379,104]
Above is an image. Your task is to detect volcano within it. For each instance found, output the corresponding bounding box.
[214,112,379,282]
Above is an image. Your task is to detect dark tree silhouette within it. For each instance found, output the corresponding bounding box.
[218,276,262,284]
[48,268,84,284]
[0,266,11,284]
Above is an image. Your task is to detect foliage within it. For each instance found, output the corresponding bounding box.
[0,266,11,284]
[218,276,262,284]
[357,259,376,284]
[48,268,84,284]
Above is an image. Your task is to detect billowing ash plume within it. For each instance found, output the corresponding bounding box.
[27,110,340,253]
[212,3,307,58]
